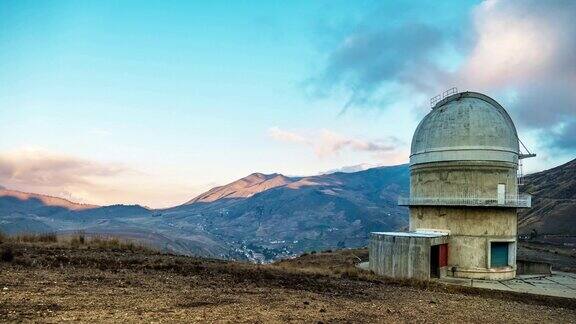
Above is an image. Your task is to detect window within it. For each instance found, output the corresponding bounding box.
[491,242,509,267]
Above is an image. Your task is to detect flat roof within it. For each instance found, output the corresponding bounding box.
[372,231,448,238]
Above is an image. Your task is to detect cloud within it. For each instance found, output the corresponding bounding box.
[320,163,380,175]
[304,1,473,110]
[0,148,135,205]
[268,126,309,145]
[548,120,576,150]
[305,23,447,110]
[268,127,400,158]
[458,0,576,151]
[308,0,576,152]
[0,148,212,208]
[0,148,127,188]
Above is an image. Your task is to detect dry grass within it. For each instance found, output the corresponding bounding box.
[10,232,58,243]
[0,232,152,254]
[1,242,575,322]
[275,248,576,309]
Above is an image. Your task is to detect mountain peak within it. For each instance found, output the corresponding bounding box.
[184,172,295,205]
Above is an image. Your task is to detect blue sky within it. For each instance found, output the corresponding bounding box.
[1,0,575,207]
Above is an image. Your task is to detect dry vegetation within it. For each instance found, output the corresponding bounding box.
[1,235,576,323]
[0,232,151,253]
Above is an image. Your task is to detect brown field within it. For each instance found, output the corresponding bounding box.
[1,235,576,323]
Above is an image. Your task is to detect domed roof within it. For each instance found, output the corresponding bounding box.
[410,92,520,165]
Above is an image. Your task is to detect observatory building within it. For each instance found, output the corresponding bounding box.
[369,91,534,280]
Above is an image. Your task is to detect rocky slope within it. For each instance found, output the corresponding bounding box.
[519,158,576,235]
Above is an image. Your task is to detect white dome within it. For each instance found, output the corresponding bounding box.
[410,92,520,165]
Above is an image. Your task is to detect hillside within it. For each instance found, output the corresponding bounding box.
[2,158,574,261]
[1,238,575,322]
[164,164,410,260]
[519,158,576,235]
[0,164,410,261]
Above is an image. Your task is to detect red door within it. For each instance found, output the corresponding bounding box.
[439,244,448,267]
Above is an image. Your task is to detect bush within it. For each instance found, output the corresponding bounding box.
[1,247,14,262]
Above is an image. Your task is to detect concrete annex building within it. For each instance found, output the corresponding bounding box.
[369,90,534,280]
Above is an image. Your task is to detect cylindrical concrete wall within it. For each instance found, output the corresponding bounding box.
[409,161,518,280]
[410,161,518,199]
[410,206,517,279]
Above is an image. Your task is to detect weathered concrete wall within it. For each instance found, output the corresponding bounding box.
[369,233,448,280]
[407,159,519,280]
[517,259,552,275]
[369,234,429,279]
[410,206,517,280]
[410,161,518,199]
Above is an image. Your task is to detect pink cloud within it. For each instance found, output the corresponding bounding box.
[268,127,402,158]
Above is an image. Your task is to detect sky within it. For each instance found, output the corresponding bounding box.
[0,0,574,208]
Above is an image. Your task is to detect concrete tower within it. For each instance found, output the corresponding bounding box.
[369,91,533,280]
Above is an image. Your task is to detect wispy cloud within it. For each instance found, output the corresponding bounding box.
[0,148,201,208]
[268,127,401,158]
[268,127,308,145]
[308,0,576,151]
[0,148,128,187]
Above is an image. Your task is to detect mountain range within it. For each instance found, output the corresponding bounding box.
[1,158,574,262]
[0,164,409,262]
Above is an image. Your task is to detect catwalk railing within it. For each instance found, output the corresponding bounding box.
[397,194,531,208]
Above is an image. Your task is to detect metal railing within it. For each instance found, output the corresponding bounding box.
[442,87,458,99]
[430,94,441,107]
[398,194,531,208]
[430,87,459,108]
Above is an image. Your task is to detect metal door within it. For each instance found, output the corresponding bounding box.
[491,242,509,267]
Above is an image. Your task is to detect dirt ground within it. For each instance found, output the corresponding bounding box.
[1,242,576,323]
